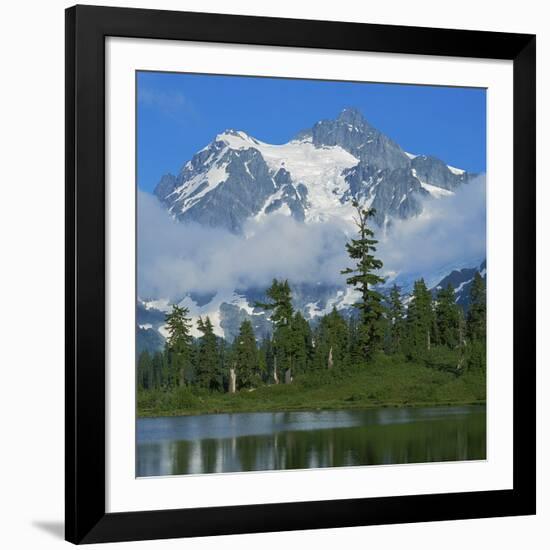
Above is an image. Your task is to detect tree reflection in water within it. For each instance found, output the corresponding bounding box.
[137,405,486,477]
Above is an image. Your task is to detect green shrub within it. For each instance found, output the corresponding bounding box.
[137,353,486,417]
[466,340,486,370]
[166,387,201,410]
[424,346,462,375]
[137,387,163,410]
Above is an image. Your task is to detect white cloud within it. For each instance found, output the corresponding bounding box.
[137,177,486,301]
[137,192,349,300]
[377,176,486,286]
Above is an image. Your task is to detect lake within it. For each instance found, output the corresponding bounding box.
[137,405,486,477]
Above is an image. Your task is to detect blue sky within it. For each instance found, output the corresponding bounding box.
[137,71,486,193]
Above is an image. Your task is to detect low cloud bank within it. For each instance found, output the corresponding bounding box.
[137,192,349,300]
[138,177,486,301]
[378,175,486,285]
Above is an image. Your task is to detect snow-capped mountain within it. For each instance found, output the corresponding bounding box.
[431,260,487,309]
[154,108,475,232]
[138,108,484,352]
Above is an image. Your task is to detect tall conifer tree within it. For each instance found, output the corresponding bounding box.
[292,311,313,374]
[314,307,349,370]
[151,351,166,389]
[341,202,386,359]
[195,316,220,391]
[464,271,487,370]
[435,284,462,348]
[233,320,259,388]
[255,279,295,382]
[405,279,434,358]
[467,272,486,342]
[164,304,193,387]
[388,284,404,353]
[137,350,152,390]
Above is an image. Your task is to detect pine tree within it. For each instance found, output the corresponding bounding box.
[465,272,486,371]
[435,284,462,348]
[151,351,166,388]
[388,284,404,353]
[258,336,275,384]
[217,338,230,392]
[257,339,269,383]
[292,311,313,374]
[164,304,193,387]
[347,314,363,365]
[314,307,349,370]
[467,272,486,342]
[233,320,259,389]
[137,350,152,390]
[405,279,434,359]
[341,202,386,360]
[195,316,220,391]
[255,279,295,382]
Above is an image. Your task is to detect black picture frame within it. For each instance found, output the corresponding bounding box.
[65,4,536,544]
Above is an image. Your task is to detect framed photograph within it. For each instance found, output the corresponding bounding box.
[65,5,536,544]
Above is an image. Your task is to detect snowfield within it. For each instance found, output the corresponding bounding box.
[163,127,467,234]
[216,131,360,223]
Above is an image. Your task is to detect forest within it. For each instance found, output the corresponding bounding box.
[137,203,486,417]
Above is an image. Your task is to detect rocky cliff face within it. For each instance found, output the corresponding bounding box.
[431,260,487,310]
[307,107,409,171]
[154,108,476,233]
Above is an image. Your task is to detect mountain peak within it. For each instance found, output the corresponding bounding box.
[337,107,367,126]
[307,107,411,172]
[154,109,472,234]
[215,129,259,147]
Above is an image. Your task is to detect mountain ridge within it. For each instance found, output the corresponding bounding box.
[154,108,476,232]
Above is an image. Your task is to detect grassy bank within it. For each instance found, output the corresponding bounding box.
[137,354,486,418]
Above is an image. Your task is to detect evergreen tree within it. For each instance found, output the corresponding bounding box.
[195,316,220,391]
[465,272,486,371]
[388,284,404,353]
[255,279,295,382]
[164,304,193,387]
[217,338,230,392]
[151,350,166,388]
[257,341,268,383]
[405,279,434,359]
[292,311,313,374]
[341,202,386,359]
[314,307,349,370]
[347,314,363,365]
[435,284,462,348]
[233,320,259,388]
[137,350,152,390]
[467,272,486,342]
[258,336,275,384]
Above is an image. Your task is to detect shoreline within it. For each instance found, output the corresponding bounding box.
[137,399,486,419]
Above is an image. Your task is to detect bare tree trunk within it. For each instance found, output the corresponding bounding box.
[427,330,431,351]
[327,345,334,370]
[273,356,279,384]
[285,356,293,384]
[229,367,236,394]
[285,368,292,384]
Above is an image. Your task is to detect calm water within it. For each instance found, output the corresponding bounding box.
[137,405,486,477]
